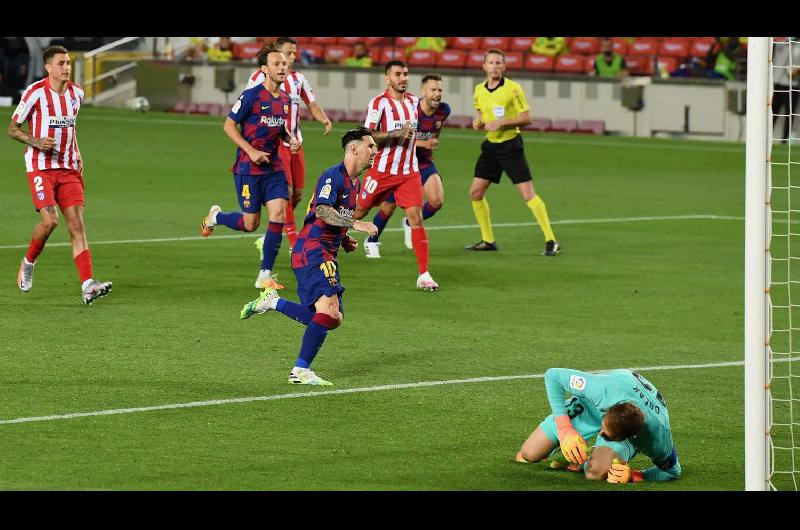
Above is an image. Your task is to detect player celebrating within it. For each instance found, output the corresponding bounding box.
[200,42,299,290]
[354,61,439,291]
[364,74,450,257]
[515,367,682,484]
[240,127,379,386]
[246,37,333,254]
[8,45,112,304]
[468,48,560,256]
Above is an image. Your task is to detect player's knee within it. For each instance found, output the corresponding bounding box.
[243,219,260,232]
[469,188,484,201]
[429,197,443,210]
[42,217,59,233]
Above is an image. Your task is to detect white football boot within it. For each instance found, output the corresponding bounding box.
[18,257,35,292]
[364,241,382,259]
[288,367,332,386]
[416,271,439,292]
[402,218,413,250]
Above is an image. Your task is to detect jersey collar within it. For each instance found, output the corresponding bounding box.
[484,77,505,93]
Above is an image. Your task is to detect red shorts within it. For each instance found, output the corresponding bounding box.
[357,169,424,210]
[27,168,85,211]
[278,143,306,189]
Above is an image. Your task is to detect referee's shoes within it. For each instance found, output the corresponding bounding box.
[543,240,561,256]
[465,240,498,251]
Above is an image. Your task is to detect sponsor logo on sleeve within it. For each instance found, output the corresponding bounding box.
[231,100,242,114]
[569,375,586,392]
[15,101,25,116]
[368,109,379,123]
[319,184,332,199]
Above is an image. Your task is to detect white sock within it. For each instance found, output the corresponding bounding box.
[81,278,93,291]
[269,297,279,310]
[23,257,34,266]
[260,269,272,277]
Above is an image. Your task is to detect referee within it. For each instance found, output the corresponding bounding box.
[467,48,560,256]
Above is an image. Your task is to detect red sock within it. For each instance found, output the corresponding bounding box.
[25,239,46,263]
[411,226,430,274]
[285,202,298,248]
[74,249,93,284]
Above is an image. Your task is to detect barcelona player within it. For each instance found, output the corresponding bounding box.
[240,127,379,385]
[200,43,299,290]
[515,368,682,484]
[364,74,450,257]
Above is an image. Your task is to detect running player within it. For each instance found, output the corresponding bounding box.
[240,127,379,385]
[364,74,450,257]
[354,61,439,291]
[246,37,333,253]
[9,45,112,304]
[200,43,299,290]
[515,367,682,484]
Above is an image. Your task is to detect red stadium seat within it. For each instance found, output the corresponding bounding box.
[656,56,680,75]
[466,51,486,69]
[364,37,387,46]
[503,52,522,70]
[436,50,467,68]
[193,102,224,116]
[295,37,311,44]
[392,37,418,47]
[629,39,658,55]
[624,55,654,76]
[298,107,312,120]
[344,109,364,123]
[569,37,600,55]
[450,37,481,50]
[666,37,694,44]
[380,47,405,63]
[324,45,352,63]
[525,54,554,73]
[169,100,196,113]
[300,44,324,62]
[583,54,596,73]
[233,42,261,61]
[310,37,337,45]
[659,40,690,58]
[510,37,535,51]
[689,40,713,57]
[326,109,346,122]
[408,49,437,67]
[611,38,628,55]
[524,118,552,132]
[548,119,578,132]
[445,115,473,128]
[553,54,586,74]
[338,37,366,45]
[368,47,382,64]
[575,120,605,135]
[482,37,510,50]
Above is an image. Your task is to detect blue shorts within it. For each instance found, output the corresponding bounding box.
[383,164,440,205]
[539,396,637,462]
[293,261,345,313]
[234,171,288,213]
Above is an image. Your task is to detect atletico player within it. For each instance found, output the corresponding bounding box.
[364,74,450,257]
[354,60,439,291]
[246,37,333,254]
[200,42,299,290]
[8,45,112,304]
[515,368,682,484]
[240,127,378,386]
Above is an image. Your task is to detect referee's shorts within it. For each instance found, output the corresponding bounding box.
[474,134,532,184]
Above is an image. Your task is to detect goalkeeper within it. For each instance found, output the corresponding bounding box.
[515,368,681,484]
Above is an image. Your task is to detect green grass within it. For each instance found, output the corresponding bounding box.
[0,107,748,490]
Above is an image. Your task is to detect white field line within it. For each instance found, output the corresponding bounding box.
[0,214,744,250]
[0,359,765,426]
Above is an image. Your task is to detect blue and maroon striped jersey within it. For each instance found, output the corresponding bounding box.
[227,84,292,176]
[415,101,450,168]
[292,162,361,269]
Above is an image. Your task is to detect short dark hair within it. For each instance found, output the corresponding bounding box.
[257,41,281,66]
[384,60,408,74]
[43,45,69,65]
[421,74,441,85]
[341,126,372,150]
[604,402,645,441]
[484,48,505,61]
[275,37,297,48]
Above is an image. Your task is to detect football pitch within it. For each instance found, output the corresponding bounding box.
[0,108,745,490]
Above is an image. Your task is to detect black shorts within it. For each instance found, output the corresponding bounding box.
[474,135,532,184]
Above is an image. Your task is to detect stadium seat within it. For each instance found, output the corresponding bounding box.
[450,37,481,50]
[344,109,364,123]
[482,37,510,50]
[392,37,418,47]
[510,37,535,51]
[408,49,437,67]
[436,50,467,68]
[504,52,523,70]
[295,37,311,44]
[445,115,473,128]
[326,109,347,122]
[666,37,694,44]
[554,54,586,74]
[569,37,600,55]
[338,37,366,46]
[624,55,654,76]
[629,39,658,55]
[611,38,628,55]
[689,40,713,57]
[310,37,337,45]
[525,54,555,73]
[364,37,387,46]
[548,119,578,132]
[466,51,486,69]
[298,107,311,120]
[656,56,680,75]
[193,102,224,116]
[369,47,382,64]
[524,118,552,131]
[168,101,197,113]
[583,54,596,73]
[324,45,352,63]
[575,120,605,134]
[300,44,324,62]
[380,47,405,63]
[233,42,261,61]
[659,40,690,58]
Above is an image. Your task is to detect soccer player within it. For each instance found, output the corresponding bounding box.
[8,45,112,304]
[200,43,299,290]
[239,127,379,385]
[246,37,333,252]
[468,48,560,256]
[354,61,439,291]
[364,74,450,257]
[515,368,682,484]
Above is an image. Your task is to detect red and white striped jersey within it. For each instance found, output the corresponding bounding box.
[364,90,419,176]
[12,77,84,172]
[245,69,317,144]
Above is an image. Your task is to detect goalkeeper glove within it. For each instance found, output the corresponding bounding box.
[554,415,589,465]
[607,458,644,484]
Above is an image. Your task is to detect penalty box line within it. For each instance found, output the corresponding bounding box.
[0,359,754,426]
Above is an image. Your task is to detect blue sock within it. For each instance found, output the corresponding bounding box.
[422,203,440,220]
[276,299,313,325]
[261,222,284,270]
[216,211,246,231]
[295,313,336,368]
[367,210,391,243]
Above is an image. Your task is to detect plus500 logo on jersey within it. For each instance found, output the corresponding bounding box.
[260,116,286,127]
[47,116,77,128]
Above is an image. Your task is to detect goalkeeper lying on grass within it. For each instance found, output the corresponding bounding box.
[515,368,681,484]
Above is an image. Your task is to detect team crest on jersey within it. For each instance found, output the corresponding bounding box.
[569,375,587,392]
[283,104,289,114]
[319,184,332,199]
[435,121,442,129]
[71,97,78,108]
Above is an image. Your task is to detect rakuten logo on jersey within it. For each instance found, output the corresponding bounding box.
[338,206,354,217]
[260,116,286,127]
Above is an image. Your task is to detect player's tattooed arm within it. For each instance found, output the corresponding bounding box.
[8,121,55,151]
[316,204,355,228]
[369,123,413,146]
